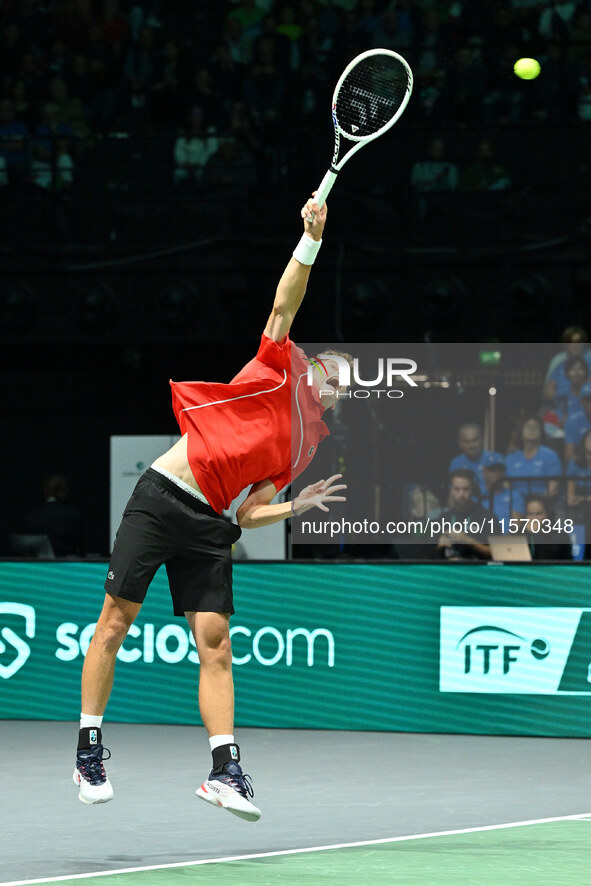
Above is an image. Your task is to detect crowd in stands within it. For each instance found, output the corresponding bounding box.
[406,325,591,560]
[2,0,591,192]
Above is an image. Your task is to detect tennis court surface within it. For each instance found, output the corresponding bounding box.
[3,723,591,886]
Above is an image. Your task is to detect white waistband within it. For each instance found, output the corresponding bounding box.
[150,464,212,507]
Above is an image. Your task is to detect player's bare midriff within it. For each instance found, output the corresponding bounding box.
[152,434,205,495]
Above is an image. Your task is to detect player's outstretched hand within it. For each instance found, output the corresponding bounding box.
[292,474,347,516]
[301,192,327,240]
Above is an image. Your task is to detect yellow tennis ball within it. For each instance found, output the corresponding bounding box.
[514,57,540,80]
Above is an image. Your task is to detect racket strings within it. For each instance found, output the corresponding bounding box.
[336,55,410,139]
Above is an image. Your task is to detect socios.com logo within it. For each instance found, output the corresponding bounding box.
[440,606,591,694]
[0,608,334,675]
[0,603,36,679]
[55,621,335,668]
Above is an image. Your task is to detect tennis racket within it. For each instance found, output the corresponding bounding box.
[309,48,413,218]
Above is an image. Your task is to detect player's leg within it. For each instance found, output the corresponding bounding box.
[82,593,142,714]
[188,610,261,822]
[74,593,142,805]
[190,610,234,734]
[73,470,172,805]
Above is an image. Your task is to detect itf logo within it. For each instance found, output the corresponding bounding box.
[440,607,591,694]
[0,603,36,679]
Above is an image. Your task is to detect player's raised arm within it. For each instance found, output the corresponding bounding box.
[263,194,327,343]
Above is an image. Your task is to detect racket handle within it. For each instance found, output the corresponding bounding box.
[314,170,337,209]
[307,169,337,221]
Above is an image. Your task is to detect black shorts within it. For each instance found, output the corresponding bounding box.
[105,468,242,616]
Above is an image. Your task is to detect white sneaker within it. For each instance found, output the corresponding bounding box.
[73,745,114,805]
[196,762,261,822]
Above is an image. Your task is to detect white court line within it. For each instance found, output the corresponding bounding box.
[2,812,590,886]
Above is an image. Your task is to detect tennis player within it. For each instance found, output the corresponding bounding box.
[73,193,348,822]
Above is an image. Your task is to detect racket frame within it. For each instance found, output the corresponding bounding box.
[313,48,413,210]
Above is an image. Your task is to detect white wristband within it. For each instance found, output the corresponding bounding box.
[293,233,322,265]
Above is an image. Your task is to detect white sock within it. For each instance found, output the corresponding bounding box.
[209,733,235,752]
[80,713,103,729]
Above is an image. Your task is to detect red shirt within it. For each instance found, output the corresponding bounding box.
[170,335,329,512]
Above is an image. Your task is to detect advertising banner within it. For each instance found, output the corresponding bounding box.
[440,607,591,693]
[1,562,591,735]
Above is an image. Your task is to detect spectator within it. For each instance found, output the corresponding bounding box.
[185,67,222,129]
[222,15,253,67]
[12,1,48,48]
[435,468,494,560]
[122,24,158,116]
[210,42,243,105]
[151,38,184,129]
[253,13,294,79]
[10,79,35,131]
[536,40,579,121]
[555,355,590,419]
[569,10,591,62]
[23,474,84,557]
[578,68,591,121]
[448,422,493,494]
[371,7,414,53]
[411,136,459,194]
[47,38,69,77]
[483,43,527,125]
[70,45,117,131]
[1,23,23,79]
[128,1,164,40]
[506,415,562,498]
[543,326,591,403]
[407,483,442,520]
[53,0,95,49]
[480,452,525,525]
[226,99,261,159]
[564,383,591,463]
[459,138,512,191]
[228,0,266,35]
[173,106,219,189]
[538,1,576,41]
[413,8,447,119]
[331,10,371,75]
[243,35,287,128]
[298,16,334,116]
[276,5,304,51]
[566,427,591,508]
[98,0,129,49]
[416,7,445,78]
[0,97,29,182]
[87,21,121,99]
[277,7,306,73]
[523,493,573,560]
[68,53,95,106]
[18,48,46,104]
[566,428,591,552]
[489,4,522,51]
[410,135,459,224]
[443,46,488,125]
[203,134,257,197]
[31,102,74,190]
[358,0,382,40]
[47,76,89,139]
